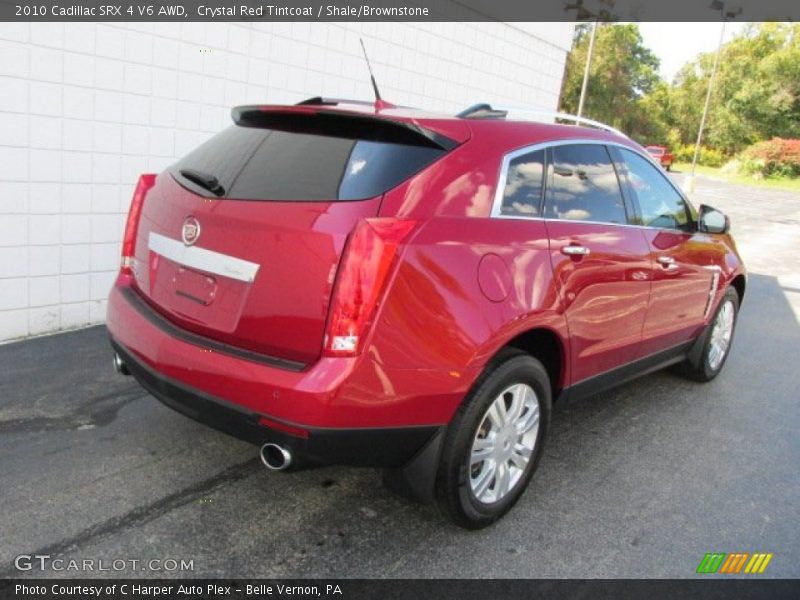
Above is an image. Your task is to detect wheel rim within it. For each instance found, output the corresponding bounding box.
[469,383,540,504]
[708,299,735,371]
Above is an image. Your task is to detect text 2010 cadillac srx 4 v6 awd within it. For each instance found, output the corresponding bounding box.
[107,99,745,528]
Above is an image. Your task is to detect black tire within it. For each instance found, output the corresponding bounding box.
[666,163,672,171]
[435,350,552,529]
[679,287,739,382]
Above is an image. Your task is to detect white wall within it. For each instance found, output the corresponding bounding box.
[0,21,574,342]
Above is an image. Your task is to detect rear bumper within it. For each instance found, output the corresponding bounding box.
[111,338,438,467]
[106,276,463,466]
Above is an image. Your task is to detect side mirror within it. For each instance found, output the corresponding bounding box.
[698,204,730,234]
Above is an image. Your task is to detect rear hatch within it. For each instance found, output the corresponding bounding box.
[131,107,455,365]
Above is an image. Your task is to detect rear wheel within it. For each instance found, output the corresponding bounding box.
[679,287,739,382]
[436,351,551,529]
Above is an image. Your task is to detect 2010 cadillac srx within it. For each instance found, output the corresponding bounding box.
[107,99,745,528]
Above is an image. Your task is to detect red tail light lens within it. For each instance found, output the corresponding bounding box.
[324,218,417,357]
[120,174,157,274]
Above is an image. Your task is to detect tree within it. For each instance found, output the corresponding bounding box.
[559,23,661,138]
[560,23,800,157]
[665,23,800,154]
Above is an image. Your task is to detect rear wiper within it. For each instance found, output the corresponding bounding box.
[179,168,225,197]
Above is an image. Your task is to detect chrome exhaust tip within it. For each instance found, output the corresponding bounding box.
[113,353,130,376]
[260,443,292,471]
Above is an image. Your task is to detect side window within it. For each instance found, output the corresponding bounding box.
[545,144,628,225]
[619,148,691,230]
[499,150,545,217]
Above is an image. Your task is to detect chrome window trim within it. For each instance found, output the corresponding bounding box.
[148,232,260,283]
[490,138,692,233]
[487,215,695,233]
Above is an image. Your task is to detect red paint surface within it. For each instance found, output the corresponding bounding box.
[107,104,745,430]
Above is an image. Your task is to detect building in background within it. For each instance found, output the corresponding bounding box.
[0,21,573,342]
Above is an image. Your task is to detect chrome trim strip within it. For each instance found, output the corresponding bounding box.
[490,215,692,233]
[490,138,689,229]
[703,266,722,319]
[148,232,260,283]
[552,218,685,232]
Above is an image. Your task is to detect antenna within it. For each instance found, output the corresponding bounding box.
[359,38,393,110]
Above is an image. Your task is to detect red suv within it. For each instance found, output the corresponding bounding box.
[645,145,675,170]
[107,99,745,528]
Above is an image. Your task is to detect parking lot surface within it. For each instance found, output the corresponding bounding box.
[1,173,798,578]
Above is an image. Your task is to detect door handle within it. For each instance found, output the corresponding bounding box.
[657,256,678,270]
[561,245,590,256]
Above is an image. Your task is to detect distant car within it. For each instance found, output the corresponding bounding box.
[107,99,745,528]
[645,145,674,170]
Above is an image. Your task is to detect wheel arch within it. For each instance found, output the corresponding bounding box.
[490,327,567,402]
[730,273,746,305]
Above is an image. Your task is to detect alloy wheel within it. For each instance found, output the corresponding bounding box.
[469,383,540,504]
[708,299,735,371]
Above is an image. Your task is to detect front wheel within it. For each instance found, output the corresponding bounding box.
[435,351,551,529]
[679,287,739,382]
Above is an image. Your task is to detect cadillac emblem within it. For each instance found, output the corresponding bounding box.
[182,216,201,246]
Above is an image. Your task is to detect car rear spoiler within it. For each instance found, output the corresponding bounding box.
[231,105,459,151]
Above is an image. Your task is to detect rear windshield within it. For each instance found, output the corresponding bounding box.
[170,115,449,201]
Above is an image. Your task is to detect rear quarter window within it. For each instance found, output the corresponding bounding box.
[499,149,545,217]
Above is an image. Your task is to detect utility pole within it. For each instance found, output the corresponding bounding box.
[577,21,598,118]
[685,1,739,193]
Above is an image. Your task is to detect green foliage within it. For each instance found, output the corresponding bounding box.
[657,23,800,154]
[738,138,800,177]
[666,128,682,150]
[560,24,661,137]
[672,144,726,167]
[698,146,726,168]
[672,144,694,163]
[559,22,800,171]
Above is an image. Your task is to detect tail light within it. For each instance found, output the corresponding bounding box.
[323,218,417,357]
[120,174,157,274]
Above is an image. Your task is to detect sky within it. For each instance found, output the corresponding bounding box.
[636,22,748,82]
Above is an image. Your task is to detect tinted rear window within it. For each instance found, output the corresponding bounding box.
[170,119,447,201]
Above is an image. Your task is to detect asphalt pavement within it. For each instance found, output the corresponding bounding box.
[1,172,798,578]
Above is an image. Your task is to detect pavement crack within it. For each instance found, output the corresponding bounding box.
[0,389,147,434]
[0,458,260,577]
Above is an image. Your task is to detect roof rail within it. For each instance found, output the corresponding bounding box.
[457,103,628,138]
[297,97,376,107]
